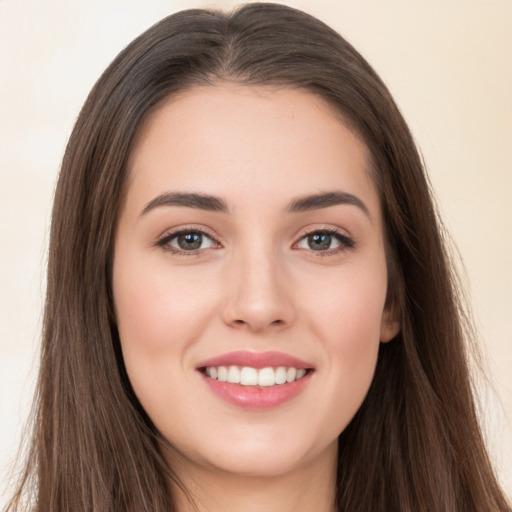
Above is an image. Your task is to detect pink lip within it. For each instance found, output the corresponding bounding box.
[196,351,314,410]
[201,372,312,410]
[196,350,312,370]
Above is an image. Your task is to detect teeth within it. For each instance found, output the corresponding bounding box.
[227,365,241,384]
[275,366,287,384]
[296,368,306,379]
[286,367,297,383]
[205,365,308,386]
[217,366,228,382]
[206,366,217,379]
[240,367,258,385]
[258,367,275,387]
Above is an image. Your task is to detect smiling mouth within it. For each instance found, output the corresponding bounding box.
[200,365,312,387]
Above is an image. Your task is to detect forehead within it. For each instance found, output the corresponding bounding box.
[125,84,378,215]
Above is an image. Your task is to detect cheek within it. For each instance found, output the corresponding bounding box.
[304,261,387,350]
[114,257,212,353]
[298,262,387,428]
[111,255,215,410]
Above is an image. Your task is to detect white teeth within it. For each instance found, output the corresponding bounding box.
[217,366,228,382]
[240,367,258,386]
[227,365,241,384]
[205,365,309,386]
[258,367,275,387]
[286,367,297,383]
[206,366,218,379]
[296,368,306,379]
[275,366,287,385]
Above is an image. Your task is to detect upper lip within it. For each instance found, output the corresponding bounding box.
[196,350,313,370]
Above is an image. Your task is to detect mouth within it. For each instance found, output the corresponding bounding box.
[200,365,310,387]
[196,351,315,409]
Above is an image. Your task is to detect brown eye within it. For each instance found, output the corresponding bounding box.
[297,231,341,251]
[159,230,217,252]
[295,229,355,254]
[177,232,203,250]
[307,233,333,251]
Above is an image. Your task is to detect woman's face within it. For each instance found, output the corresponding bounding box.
[112,85,399,479]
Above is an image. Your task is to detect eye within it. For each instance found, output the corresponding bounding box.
[295,229,354,253]
[157,229,218,253]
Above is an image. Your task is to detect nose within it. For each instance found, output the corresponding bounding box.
[221,245,296,333]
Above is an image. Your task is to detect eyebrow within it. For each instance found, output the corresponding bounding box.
[140,190,370,219]
[141,192,229,216]
[286,191,370,218]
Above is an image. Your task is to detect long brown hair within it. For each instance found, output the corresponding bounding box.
[7,3,510,511]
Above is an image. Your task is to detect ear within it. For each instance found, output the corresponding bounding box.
[380,302,400,343]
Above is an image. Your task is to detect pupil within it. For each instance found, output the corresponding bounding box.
[308,233,331,250]
[178,233,202,250]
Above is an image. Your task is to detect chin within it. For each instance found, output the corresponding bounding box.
[163,427,338,480]
[213,448,309,478]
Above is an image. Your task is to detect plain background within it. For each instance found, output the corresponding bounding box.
[1,0,511,505]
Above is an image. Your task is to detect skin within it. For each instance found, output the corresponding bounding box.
[112,84,399,512]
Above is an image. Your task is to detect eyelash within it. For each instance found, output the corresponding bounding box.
[155,227,220,256]
[295,227,356,256]
[155,227,355,257]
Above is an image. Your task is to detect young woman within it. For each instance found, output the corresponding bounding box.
[7,3,510,511]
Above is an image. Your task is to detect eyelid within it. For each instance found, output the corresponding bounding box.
[292,226,356,254]
[155,225,222,254]
[154,224,355,256]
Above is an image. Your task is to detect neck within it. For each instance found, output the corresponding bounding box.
[168,444,338,512]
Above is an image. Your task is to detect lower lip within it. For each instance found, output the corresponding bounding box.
[200,372,312,410]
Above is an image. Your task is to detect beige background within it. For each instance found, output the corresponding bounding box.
[1,0,511,505]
